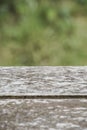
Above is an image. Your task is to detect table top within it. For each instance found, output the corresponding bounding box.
[0,67,87,130]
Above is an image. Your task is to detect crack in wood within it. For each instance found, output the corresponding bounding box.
[0,95,87,99]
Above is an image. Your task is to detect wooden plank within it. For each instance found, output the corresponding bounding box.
[0,67,87,130]
[0,99,87,130]
[0,67,87,96]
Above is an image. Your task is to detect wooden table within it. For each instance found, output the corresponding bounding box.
[0,67,87,130]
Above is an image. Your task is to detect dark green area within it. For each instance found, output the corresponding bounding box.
[0,0,87,65]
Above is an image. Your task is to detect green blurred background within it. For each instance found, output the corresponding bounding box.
[0,0,87,66]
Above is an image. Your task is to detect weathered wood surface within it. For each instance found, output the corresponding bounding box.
[0,67,87,130]
[0,99,87,130]
[0,66,87,95]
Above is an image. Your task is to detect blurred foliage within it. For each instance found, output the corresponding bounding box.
[0,0,87,65]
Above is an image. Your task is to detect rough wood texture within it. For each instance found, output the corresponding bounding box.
[0,99,87,130]
[0,67,87,130]
[0,66,87,95]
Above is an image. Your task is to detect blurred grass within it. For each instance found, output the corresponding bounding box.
[0,0,87,65]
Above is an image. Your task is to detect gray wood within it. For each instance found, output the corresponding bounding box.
[0,99,87,130]
[0,67,87,130]
[0,67,87,95]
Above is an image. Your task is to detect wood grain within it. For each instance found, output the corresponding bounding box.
[0,99,87,130]
[0,67,87,130]
[0,67,87,96]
